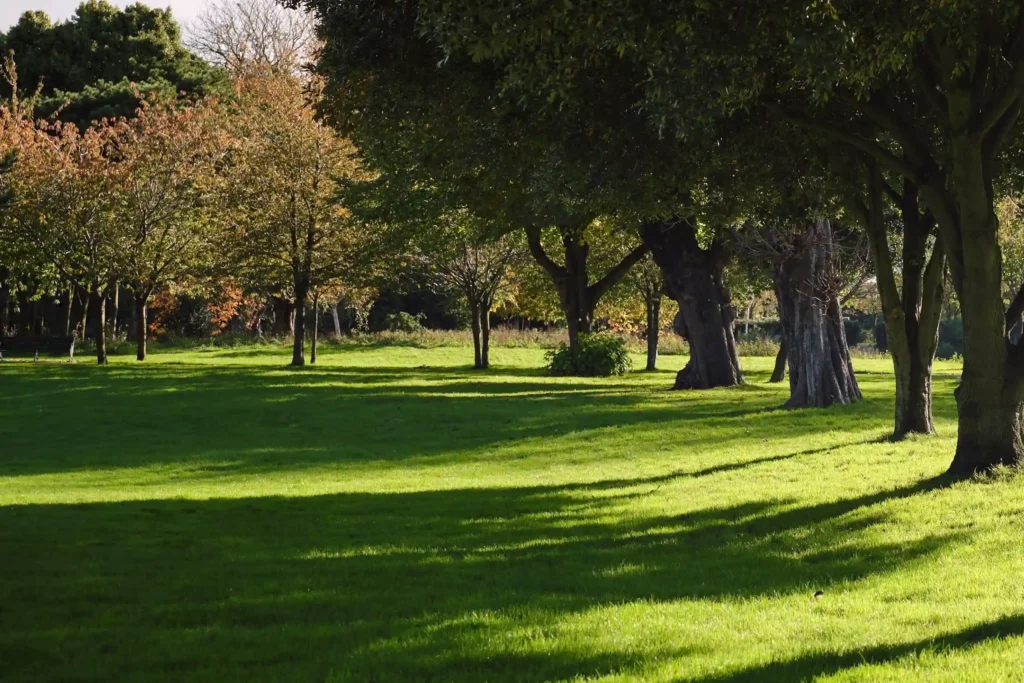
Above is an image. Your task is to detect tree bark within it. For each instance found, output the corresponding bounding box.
[945,135,1024,475]
[134,294,148,362]
[78,288,90,342]
[111,284,120,338]
[291,288,307,367]
[642,218,743,389]
[481,304,490,369]
[770,342,787,383]
[91,284,107,365]
[470,300,484,368]
[774,218,861,408]
[310,297,319,365]
[64,286,74,337]
[645,293,660,371]
[855,168,944,437]
[331,301,342,336]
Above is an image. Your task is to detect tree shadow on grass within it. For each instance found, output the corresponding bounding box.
[0,363,903,476]
[0,476,957,682]
[696,614,1024,682]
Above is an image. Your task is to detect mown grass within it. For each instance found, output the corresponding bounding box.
[2,344,1022,682]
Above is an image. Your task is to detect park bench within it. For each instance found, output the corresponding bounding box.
[0,336,76,362]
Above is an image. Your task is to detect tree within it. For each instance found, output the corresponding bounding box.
[624,253,664,371]
[420,214,523,369]
[186,0,317,75]
[0,1,227,126]
[845,162,946,436]
[108,98,228,361]
[221,73,363,366]
[383,0,1024,473]
[525,221,649,355]
[1,115,119,363]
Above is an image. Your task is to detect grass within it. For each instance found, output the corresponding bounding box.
[2,343,1023,682]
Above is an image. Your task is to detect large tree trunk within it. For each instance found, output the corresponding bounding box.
[91,284,107,365]
[134,294,148,362]
[770,342,787,383]
[943,136,1024,475]
[774,218,861,408]
[291,287,307,367]
[642,218,742,389]
[645,293,660,371]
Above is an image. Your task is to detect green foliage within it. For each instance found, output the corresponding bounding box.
[0,0,228,126]
[383,310,425,333]
[546,332,631,377]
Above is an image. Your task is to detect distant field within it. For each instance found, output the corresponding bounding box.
[4,345,1023,682]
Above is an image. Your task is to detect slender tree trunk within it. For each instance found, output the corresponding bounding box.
[64,286,73,337]
[331,301,342,336]
[91,284,107,365]
[310,300,319,365]
[858,170,944,438]
[79,288,90,342]
[0,281,10,336]
[112,284,120,338]
[646,293,660,371]
[134,294,148,362]
[770,341,787,383]
[642,218,743,389]
[291,287,307,367]
[470,300,483,368]
[774,218,861,408]
[481,304,491,369]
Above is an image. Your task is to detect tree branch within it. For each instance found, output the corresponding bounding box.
[525,226,566,279]
[588,242,649,302]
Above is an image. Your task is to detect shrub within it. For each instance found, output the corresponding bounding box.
[546,333,632,377]
[382,311,425,333]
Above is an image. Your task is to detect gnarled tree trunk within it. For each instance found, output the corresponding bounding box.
[642,218,742,389]
[774,218,860,408]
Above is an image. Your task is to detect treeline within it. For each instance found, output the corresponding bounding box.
[7,0,1024,475]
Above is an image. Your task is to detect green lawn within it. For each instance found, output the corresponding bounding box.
[3,345,1023,682]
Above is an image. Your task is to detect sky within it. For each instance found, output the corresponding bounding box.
[1,0,206,32]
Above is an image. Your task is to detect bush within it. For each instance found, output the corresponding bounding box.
[844,319,865,346]
[382,311,425,333]
[546,333,632,377]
